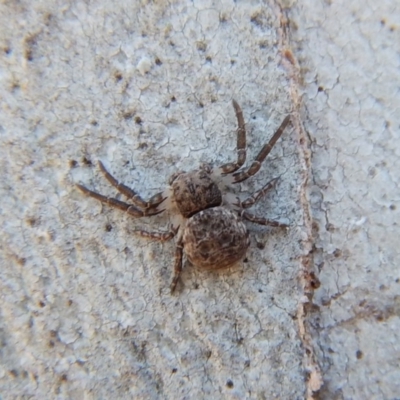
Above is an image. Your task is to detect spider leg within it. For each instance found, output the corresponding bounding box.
[135,226,178,242]
[233,178,278,209]
[232,115,291,183]
[76,184,164,218]
[240,210,289,228]
[170,234,184,293]
[98,161,166,209]
[219,99,247,174]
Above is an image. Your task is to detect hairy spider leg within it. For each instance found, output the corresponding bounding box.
[233,178,279,209]
[134,226,178,242]
[232,115,291,183]
[98,161,166,209]
[170,234,184,293]
[219,99,247,174]
[240,210,289,228]
[76,184,165,218]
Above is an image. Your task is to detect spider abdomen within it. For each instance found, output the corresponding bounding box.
[183,207,250,270]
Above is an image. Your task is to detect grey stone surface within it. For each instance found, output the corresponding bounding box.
[289,0,400,398]
[0,1,308,399]
[1,0,399,399]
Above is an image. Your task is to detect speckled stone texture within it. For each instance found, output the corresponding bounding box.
[1,0,398,399]
[289,0,400,398]
[0,1,306,398]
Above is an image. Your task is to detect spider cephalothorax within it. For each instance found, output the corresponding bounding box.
[77,100,291,293]
[169,167,222,218]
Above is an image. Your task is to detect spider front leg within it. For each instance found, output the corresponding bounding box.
[98,161,166,209]
[232,115,291,183]
[219,99,247,174]
[76,184,164,218]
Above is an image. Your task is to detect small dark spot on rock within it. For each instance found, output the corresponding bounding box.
[90,120,98,126]
[24,48,33,61]
[318,86,324,92]
[105,224,112,232]
[243,257,248,263]
[17,257,27,266]
[250,12,262,26]
[60,374,68,382]
[39,301,45,308]
[135,116,143,125]
[171,368,177,373]
[333,248,342,258]
[198,102,204,108]
[169,40,175,47]
[194,283,199,289]
[155,57,162,65]
[4,46,11,55]
[48,340,55,348]
[375,314,384,322]
[27,216,37,227]
[82,157,92,166]
[356,350,363,359]
[114,72,123,81]
[9,369,18,378]
[50,330,58,338]
[312,221,319,233]
[226,379,234,389]
[380,19,386,26]
[307,271,321,289]
[44,13,53,25]
[24,34,39,61]
[138,142,148,150]
[123,111,134,120]
[326,223,335,232]
[68,299,73,306]
[389,204,396,210]
[259,40,268,49]
[230,59,236,65]
[171,96,176,102]
[11,82,20,91]
[197,41,207,52]
[205,56,212,63]
[256,242,265,250]
[69,159,78,168]
[244,360,250,368]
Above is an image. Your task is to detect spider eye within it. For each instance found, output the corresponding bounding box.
[200,163,213,174]
[168,171,185,185]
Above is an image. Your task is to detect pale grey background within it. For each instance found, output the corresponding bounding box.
[0,0,399,399]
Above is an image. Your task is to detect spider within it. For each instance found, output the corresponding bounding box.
[76,100,291,293]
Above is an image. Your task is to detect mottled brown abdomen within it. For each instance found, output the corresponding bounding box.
[183,207,250,270]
